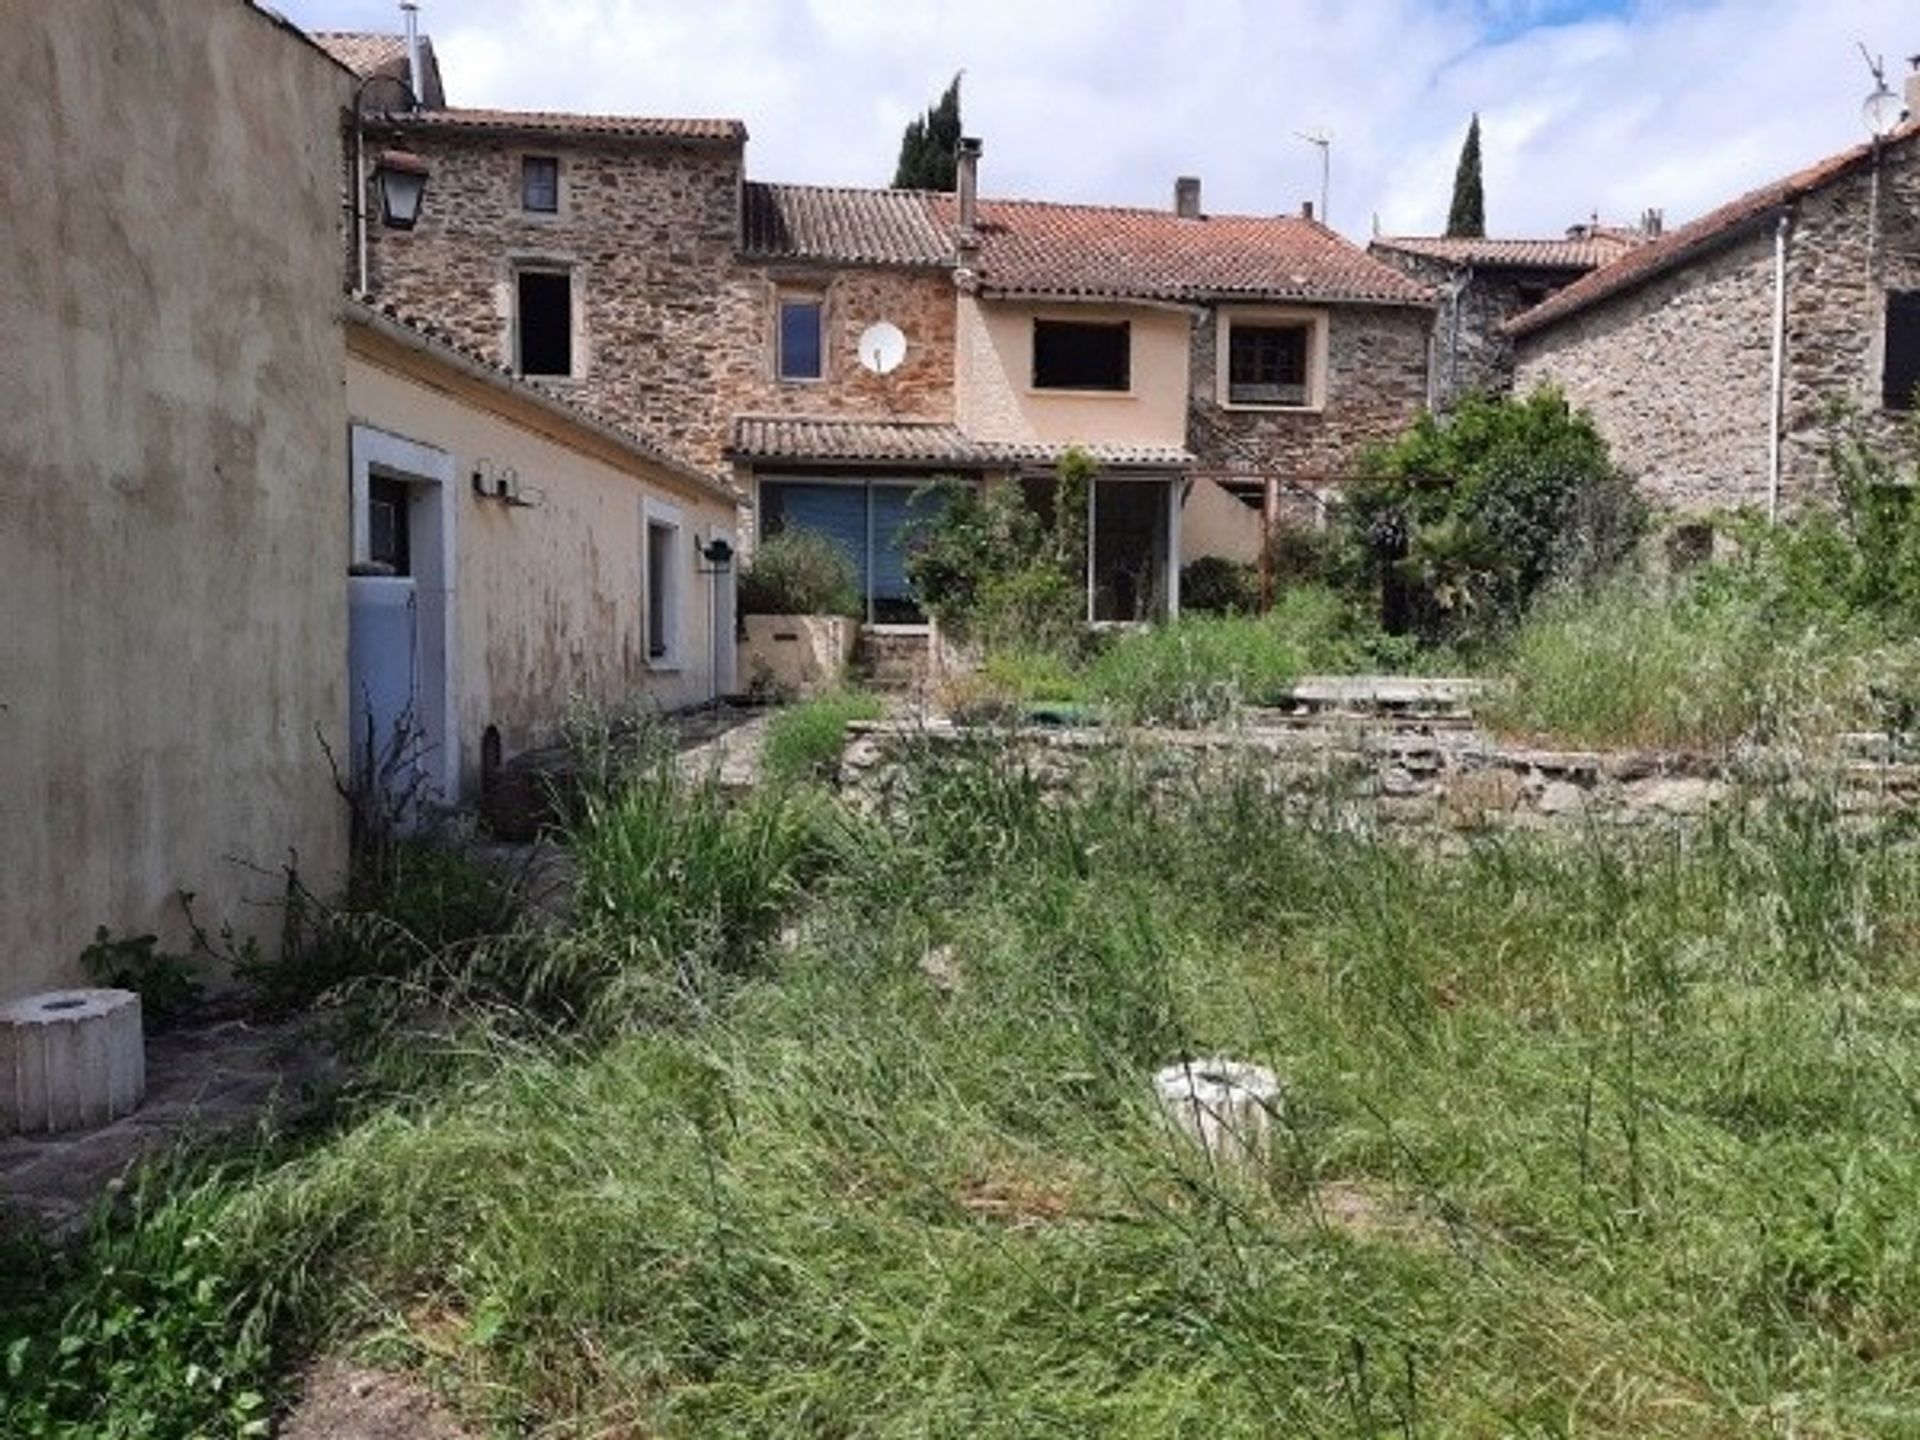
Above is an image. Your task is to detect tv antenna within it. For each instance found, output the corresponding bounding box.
[1296,127,1332,225]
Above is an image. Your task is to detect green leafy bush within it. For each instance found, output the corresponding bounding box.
[907,452,1092,651]
[739,528,861,617]
[1179,556,1260,615]
[1342,388,1646,645]
[761,691,885,784]
[79,926,202,1025]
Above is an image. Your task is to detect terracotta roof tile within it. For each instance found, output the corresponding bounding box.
[1370,232,1642,271]
[311,31,407,75]
[350,299,738,502]
[729,416,1192,469]
[400,108,746,143]
[1510,123,1920,337]
[741,183,951,267]
[933,197,1434,307]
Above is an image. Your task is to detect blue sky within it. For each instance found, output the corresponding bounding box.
[273,0,1912,237]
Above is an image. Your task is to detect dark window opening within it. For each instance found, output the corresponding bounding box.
[521,156,559,213]
[368,476,412,576]
[1884,290,1920,410]
[517,270,572,377]
[779,300,823,380]
[646,521,675,660]
[1228,323,1309,405]
[1033,320,1130,391]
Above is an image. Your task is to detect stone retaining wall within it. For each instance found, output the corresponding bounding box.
[840,719,1920,834]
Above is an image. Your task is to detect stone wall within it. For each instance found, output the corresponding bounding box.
[840,720,1920,835]
[1188,304,1432,482]
[1514,141,1920,516]
[1514,231,1777,515]
[1374,250,1589,407]
[731,264,956,423]
[366,129,752,470]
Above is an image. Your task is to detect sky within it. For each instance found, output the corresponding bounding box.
[274,0,1916,239]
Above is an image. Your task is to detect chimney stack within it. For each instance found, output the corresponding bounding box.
[400,0,423,109]
[1640,207,1664,239]
[1300,199,1314,221]
[1174,175,1201,219]
[1907,55,1920,122]
[956,136,982,239]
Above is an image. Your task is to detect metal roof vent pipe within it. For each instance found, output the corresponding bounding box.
[400,0,424,112]
[1175,175,1201,219]
[1301,199,1315,221]
[956,135,983,240]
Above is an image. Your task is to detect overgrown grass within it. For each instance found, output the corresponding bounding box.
[1484,577,1919,750]
[12,742,1920,1436]
[760,690,885,784]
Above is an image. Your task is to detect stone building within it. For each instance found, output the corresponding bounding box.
[1369,226,1646,407]
[1510,106,1920,517]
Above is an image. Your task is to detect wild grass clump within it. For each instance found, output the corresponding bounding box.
[759,690,884,784]
[20,741,1920,1436]
[1083,586,1410,725]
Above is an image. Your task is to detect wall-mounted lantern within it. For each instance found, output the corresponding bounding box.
[699,536,735,569]
[374,149,430,230]
[350,72,428,293]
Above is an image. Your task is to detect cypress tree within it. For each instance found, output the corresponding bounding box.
[1445,113,1485,238]
[892,73,963,190]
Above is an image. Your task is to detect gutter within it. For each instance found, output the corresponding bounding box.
[1767,212,1790,522]
[343,300,743,506]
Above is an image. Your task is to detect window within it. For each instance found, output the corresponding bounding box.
[1884,290,1920,410]
[645,513,680,664]
[367,476,411,575]
[516,269,572,377]
[760,479,950,624]
[1032,320,1130,391]
[778,299,824,381]
[1227,323,1310,406]
[521,156,559,213]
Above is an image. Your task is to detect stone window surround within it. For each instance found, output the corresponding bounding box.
[517,152,566,220]
[500,252,589,384]
[1215,306,1330,413]
[773,285,828,385]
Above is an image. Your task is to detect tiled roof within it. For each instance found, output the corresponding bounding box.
[348,299,740,503]
[311,31,405,75]
[729,416,1193,469]
[1510,123,1920,337]
[396,108,746,143]
[741,183,951,267]
[933,197,1434,307]
[1370,232,1641,271]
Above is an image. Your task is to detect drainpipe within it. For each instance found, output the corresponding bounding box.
[1767,213,1789,522]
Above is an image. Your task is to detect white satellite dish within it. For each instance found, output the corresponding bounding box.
[856,321,908,376]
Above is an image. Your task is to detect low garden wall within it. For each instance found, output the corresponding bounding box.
[841,718,1920,834]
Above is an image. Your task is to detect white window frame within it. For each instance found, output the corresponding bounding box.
[776,294,826,383]
[643,496,685,671]
[1216,308,1329,412]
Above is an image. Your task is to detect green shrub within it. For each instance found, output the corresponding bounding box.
[1342,387,1646,645]
[739,529,861,617]
[761,691,885,784]
[78,926,202,1025]
[1179,556,1259,615]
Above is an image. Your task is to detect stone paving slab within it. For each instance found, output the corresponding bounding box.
[0,1008,344,1240]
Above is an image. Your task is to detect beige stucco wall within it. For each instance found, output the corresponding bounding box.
[346,333,737,793]
[1180,478,1264,564]
[0,0,352,1002]
[956,296,1192,449]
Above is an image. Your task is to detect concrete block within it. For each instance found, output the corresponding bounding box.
[1153,1059,1282,1171]
[1,990,145,1134]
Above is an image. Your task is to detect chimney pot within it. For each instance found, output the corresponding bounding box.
[956,135,982,241]
[1301,199,1314,221]
[1174,175,1201,219]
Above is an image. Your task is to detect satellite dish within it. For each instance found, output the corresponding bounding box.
[857,321,907,376]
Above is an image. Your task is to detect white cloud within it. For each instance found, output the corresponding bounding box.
[282,0,1915,237]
